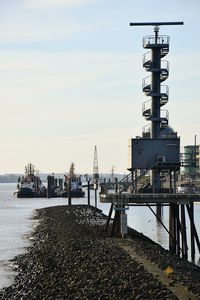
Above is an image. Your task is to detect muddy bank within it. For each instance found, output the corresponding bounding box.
[0,205,199,299]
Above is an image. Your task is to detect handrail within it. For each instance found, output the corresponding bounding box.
[119,172,132,183]
[143,55,169,72]
[161,60,169,71]
[143,98,151,105]
[143,51,151,65]
[142,99,151,114]
[161,84,169,95]
[142,75,151,89]
[142,124,151,134]
[143,35,170,46]
[161,109,169,120]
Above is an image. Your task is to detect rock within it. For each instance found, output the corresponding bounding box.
[0,205,199,299]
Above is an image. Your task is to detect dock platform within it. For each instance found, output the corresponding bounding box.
[100,193,200,204]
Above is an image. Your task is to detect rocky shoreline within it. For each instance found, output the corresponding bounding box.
[0,205,200,299]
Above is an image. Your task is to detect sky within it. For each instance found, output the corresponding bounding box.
[0,0,200,175]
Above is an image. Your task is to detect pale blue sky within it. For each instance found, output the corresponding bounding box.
[0,0,199,174]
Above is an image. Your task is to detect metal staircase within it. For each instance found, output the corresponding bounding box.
[142,33,170,134]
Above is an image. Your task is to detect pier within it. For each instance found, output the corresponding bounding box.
[100,21,200,263]
[100,189,200,260]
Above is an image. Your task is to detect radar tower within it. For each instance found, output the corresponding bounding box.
[130,21,183,214]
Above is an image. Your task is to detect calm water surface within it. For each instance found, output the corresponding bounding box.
[0,183,200,288]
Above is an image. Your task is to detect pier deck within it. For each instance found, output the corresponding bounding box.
[100,193,200,204]
[100,192,200,261]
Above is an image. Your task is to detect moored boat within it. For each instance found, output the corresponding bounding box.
[15,163,47,198]
[62,163,85,198]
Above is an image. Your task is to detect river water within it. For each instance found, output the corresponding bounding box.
[0,183,200,289]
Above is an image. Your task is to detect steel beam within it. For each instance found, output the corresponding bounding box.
[130,22,184,26]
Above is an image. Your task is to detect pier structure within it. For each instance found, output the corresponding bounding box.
[100,21,200,261]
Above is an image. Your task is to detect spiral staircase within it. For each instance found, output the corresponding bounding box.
[142,35,170,133]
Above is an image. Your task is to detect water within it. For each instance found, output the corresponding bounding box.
[0,183,200,289]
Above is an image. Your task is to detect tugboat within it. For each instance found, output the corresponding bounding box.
[62,163,85,198]
[15,163,47,198]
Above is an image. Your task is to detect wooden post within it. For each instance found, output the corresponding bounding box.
[68,179,71,205]
[87,180,90,206]
[47,175,53,198]
[94,188,97,208]
[115,177,118,193]
[59,178,63,190]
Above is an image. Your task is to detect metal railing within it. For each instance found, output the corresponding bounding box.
[142,99,151,115]
[143,51,151,66]
[161,60,169,72]
[142,75,151,93]
[161,109,169,120]
[142,124,151,133]
[143,35,170,47]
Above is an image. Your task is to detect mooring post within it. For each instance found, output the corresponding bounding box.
[115,177,118,193]
[68,178,71,205]
[47,175,53,198]
[59,178,63,190]
[87,180,90,206]
[55,178,57,187]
